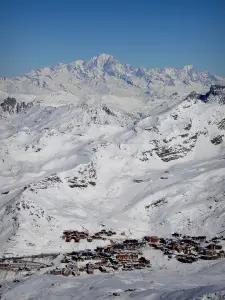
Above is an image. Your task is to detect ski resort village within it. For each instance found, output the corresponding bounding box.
[1,53,225,299]
[1,228,225,281]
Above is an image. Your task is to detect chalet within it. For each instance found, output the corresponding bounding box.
[183,246,192,255]
[79,234,87,239]
[138,257,150,265]
[195,245,204,253]
[159,238,167,244]
[172,243,183,253]
[218,251,225,258]
[150,243,164,250]
[114,243,125,250]
[93,262,102,269]
[123,239,139,245]
[123,243,144,250]
[116,253,138,262]
[215,244,223,250]
[101,259,109,265]
[67,263,78,272]
[116,254,130,261]
[145,236,159,243]
[203,249,217,257]
[0,263,10,269]
[96,247,105,253]
[50,268,63,275]
[78,266,85,272]
[92,235,103,240]
[206,243,216,251]
[62,268,72,277]
[102,253,112,258]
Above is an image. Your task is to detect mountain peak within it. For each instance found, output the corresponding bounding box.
[87,53,118,68]
[96,53,115,60]
[183,64,194,71]
[89,53,117,65]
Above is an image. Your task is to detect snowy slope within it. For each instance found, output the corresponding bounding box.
[1,55,225,299]
[0,79,225,256]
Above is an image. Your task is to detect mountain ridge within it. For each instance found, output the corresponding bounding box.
[1,54,225,99]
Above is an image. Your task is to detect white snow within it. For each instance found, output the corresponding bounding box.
[0,54,225,298]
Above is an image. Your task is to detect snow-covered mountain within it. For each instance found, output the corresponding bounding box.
[1,54,225,102]
[0,55,225,258]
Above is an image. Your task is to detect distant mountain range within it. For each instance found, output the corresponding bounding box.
[0,54,225,98]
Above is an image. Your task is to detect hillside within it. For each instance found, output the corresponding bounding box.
[0,55,225,256]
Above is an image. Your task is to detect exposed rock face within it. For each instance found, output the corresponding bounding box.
[198,85,225,104]
[0,97,33,114]
[217,119,225,130]
[211,135,224,145]
[67,163,97,189]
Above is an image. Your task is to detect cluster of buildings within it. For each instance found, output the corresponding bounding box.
[145,234,225,263]
[0,260,50,272]
[60,229,225,273]
[49,237,151,276]
[1,231,224,279]
[62,229,116,243]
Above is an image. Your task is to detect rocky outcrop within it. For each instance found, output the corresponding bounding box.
[198,85,225,104]
[0,97,33,114]
[211,135,224,145]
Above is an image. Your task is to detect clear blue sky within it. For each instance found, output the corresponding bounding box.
[0,0,225,77]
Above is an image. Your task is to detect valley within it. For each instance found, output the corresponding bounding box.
[0,54,225,299]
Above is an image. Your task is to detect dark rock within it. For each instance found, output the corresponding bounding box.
[112,292,120,296]
[217,118,225,130]
[180,133,189,138]
[146,197,167,209]
[0,97,33,114]
[133,179,143,183]
[1,191,9,195]
[154,145,191,162]
[211,135,224,145]
[102,105,116,116]
[125,288,136,292]
[184,123,192,131]
[198,85,225,104]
